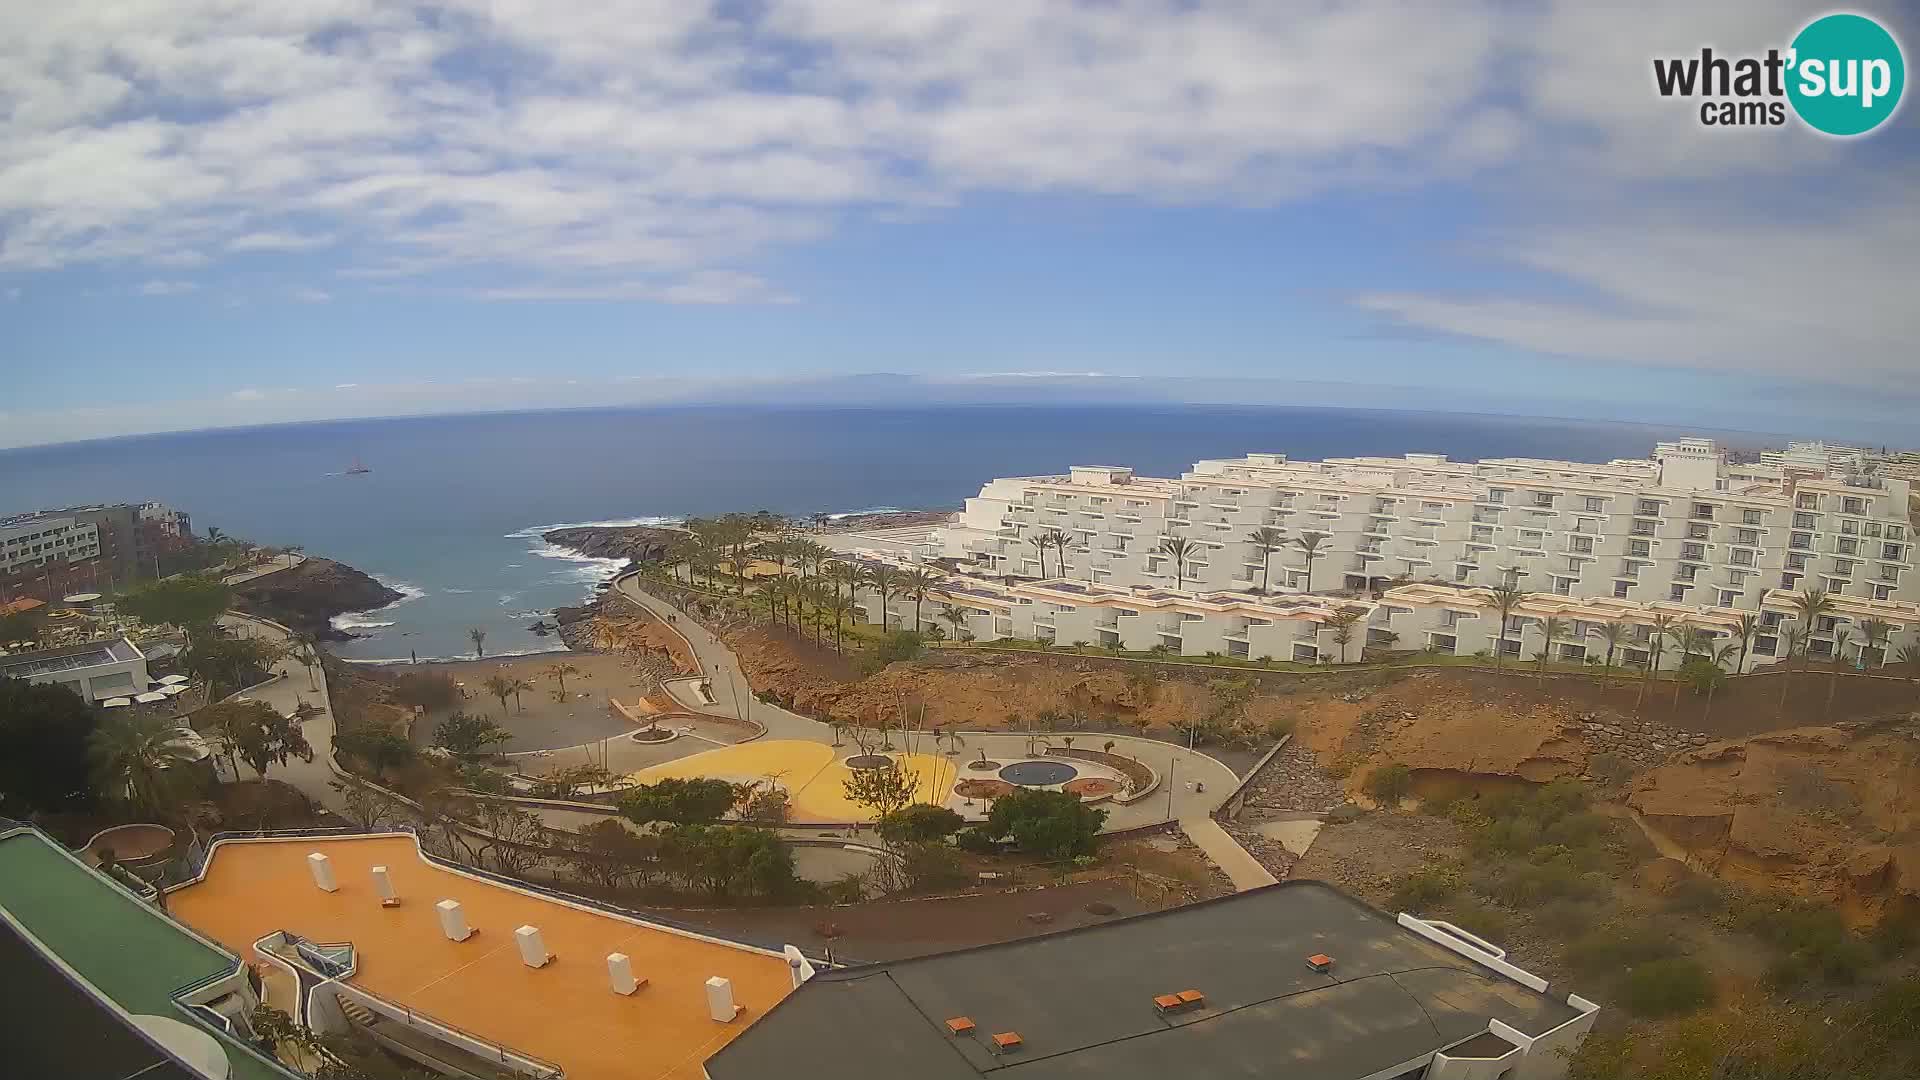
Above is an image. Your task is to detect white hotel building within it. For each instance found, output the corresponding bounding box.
[848,439,1919,672]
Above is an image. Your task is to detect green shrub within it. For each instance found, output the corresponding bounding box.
[1620,957,1714,1017]
[1470,856,1603,908]
[1534,900,1603,939]
[1388,866,1460,912]
[980,789,1107,858]
[1437,897,1511,943]
[1365,764,1413,806]
[955,827,1001,854]
[1661,875,1727,915]
[1565,924,1676,979]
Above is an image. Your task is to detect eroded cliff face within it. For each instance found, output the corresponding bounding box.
[1629,721,1920,921]
[230,558,404,641]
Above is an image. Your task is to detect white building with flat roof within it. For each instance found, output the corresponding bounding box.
[0,636,151,702]
[846,438,1920,671]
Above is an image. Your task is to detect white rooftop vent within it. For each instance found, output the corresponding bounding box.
[306,852,337,893]
[515,925,552,968]
[706,976,741,1022]
[436,899,473,942]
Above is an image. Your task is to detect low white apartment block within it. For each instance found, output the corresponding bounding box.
[0,513,102,577]
[933,439,1918,615]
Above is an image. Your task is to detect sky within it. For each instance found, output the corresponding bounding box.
[3,1,1918,449]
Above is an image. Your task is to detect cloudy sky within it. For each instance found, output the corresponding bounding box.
[4,1,1917,449]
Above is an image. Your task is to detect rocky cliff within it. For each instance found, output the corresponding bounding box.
[230,558,404,641]
[542,525,682,563]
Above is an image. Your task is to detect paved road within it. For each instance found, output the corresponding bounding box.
[1179,816,1279,891]
[611,573,1241,830]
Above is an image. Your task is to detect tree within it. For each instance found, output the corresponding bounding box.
[868,564,899,629]
[1897,644,1920,682]
[1027,534,1050,578]
[432,711,511,760]
[1156,535,1197,591]
[90,711,201,815]
[903,567,941,633]
[1857,617,1892,668]
[201,699,313,782]
[479,673,515,718]
[1365,764,1413,806]
[1788,586,1833,699]
[467,625,487,659]
[330,780,404,832]
[938,602,972,644]
[1487,583,1528,670]
[1535,616,1566,680]
[656,823,798,899]
[507,677,534,713]
[118,574,230,639]
[332,726,415,772]
[619,777,739,825]
[1293,531,1330,593]
[1326,606,1364,663]
[1245,527,1286,592]
[877,804,964,845]
[0,677,100,815]
[1778,626,1808,715]
[1590,621,1629,677]
[184,633,284,694]
[1043,528,1074,576]
[568,818,656,889]
[1731,612,1759,675]
[843,760,920,819]
[1642,613,1675,712]
[1827,628,1856,720]
[978,788,1106,858]
[543,661,581,697]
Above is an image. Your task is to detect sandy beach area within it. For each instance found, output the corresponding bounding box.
[411,650,660,753]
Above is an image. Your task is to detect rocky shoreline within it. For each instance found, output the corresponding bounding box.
[230,557,405,642]
[541,524,682,563]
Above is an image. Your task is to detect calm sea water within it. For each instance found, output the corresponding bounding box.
[0,405,1763,661]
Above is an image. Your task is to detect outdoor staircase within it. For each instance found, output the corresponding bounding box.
[338,998,379,1028]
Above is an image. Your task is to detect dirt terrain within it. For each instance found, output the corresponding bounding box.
[1629,719,1920,923]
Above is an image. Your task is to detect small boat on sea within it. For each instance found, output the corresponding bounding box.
[346,456,371,475]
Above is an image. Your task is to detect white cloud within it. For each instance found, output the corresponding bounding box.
[0,0,1912,387]
[136,279,198,295]
[290,287,332,303]
[227,388,267,401]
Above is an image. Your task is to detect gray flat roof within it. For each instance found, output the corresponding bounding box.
[706,881,1579,1080]
[0,637,142,679]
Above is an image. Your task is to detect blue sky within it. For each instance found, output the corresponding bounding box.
[4,1,1918,448]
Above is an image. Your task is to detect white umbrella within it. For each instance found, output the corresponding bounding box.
[134,691,168,703]
[157,674,190,686]
[102,697,133,708]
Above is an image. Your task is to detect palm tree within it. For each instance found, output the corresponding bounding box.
[1640,613,1676,712]
[903,567,941,633]
[1027,534,1050,578]
[868,564,899,630]
[829,590,855,652]
[90,712,199,815]
[1778,626,1808,716]
[1157,536,1197,591]
[1246,527,1285,592]
[939,602,972,644]
[1487,583,1528,670]
[290,631,321,691]
[757,577,784,628]
[481,673,515,718]
[1536,616,1566,681]
[1663,620,1695,707]
[467,626,487,659]
[1857,617,1892,668]
[1896,644,1920,683]
[1732,612,1760,675]
[1591,621,1629,678]
[1788,587,1834,702]
[1043,528,1074,576]
[508,677,535,713]
[544,661,581,697]
[1293,531,1330,593]
[1827,628,1857,719]
[1326,607,1363,663]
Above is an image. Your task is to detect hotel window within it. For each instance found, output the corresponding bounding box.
[1782,573,1800,589]
[1454,564,1473,583]
[1631,520,1657,537]
[1880,564,1902,582]
[1797,493,1819,509]
[1681,543,1705,560]
[1874,584,1895,600]
[1762,611,1784,627]
[1486,488,1508,504]
[1637,499,1661,515]
[1742,509,1764,525]
[1842,519,1859,536]
[1730,550,1755,567]
[1843,497,1866,515]
[1629,539,1651,558]
[1570,536,1593,554]
[1818,615,1840,633]
[1688,523,1711,540]
[1824,576,1847,592]
[1670,584,1690,601]
[1692,502,1715,520]
[1884,543,1905,560]
[1786,553,1808,570]
[1793,512,1816,529]
[1720,590,1738,607]
[1534,492,1555,508]
[1833,559,1855,576]
[1790,531,1813,549]
[1573,516,1596,533]
[1734,528,1759,545]
[1613,581,1631,598]
[1890,525,1906,541]
[1838,538,1858,555]
[1585,496,1606,512]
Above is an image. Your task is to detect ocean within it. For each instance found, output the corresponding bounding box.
[0,404,1772,662]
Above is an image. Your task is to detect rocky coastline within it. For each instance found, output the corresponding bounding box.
[541,524,681,563]
[230,557,405,642]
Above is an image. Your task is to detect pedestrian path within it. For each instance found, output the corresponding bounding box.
[1179,815,1278,891]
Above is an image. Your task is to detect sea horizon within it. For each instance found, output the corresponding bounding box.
[0,402,1806,662]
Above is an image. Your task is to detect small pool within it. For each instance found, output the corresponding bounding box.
[998,760,1079,787]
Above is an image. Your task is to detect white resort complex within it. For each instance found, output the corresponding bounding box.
[845,439,1920,673]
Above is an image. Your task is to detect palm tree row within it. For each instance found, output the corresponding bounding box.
[1024,528,1074,578]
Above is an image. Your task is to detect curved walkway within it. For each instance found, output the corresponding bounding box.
[217,611,345,813]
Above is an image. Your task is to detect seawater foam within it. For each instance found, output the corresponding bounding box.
[501,515,684,540]
[340,642,573,665]
[328,576,427,634]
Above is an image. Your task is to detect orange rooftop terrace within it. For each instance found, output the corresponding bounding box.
[168,834,799,1080]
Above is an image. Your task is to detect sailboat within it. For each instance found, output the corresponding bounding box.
[346,455,371,475]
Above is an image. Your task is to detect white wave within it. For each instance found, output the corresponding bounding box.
[822,505,905,520]
[443,588,475,594]
[502,515,683,540]
[329,576,426,632]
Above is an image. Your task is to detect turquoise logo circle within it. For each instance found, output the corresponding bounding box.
[1787,13,1905,136]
